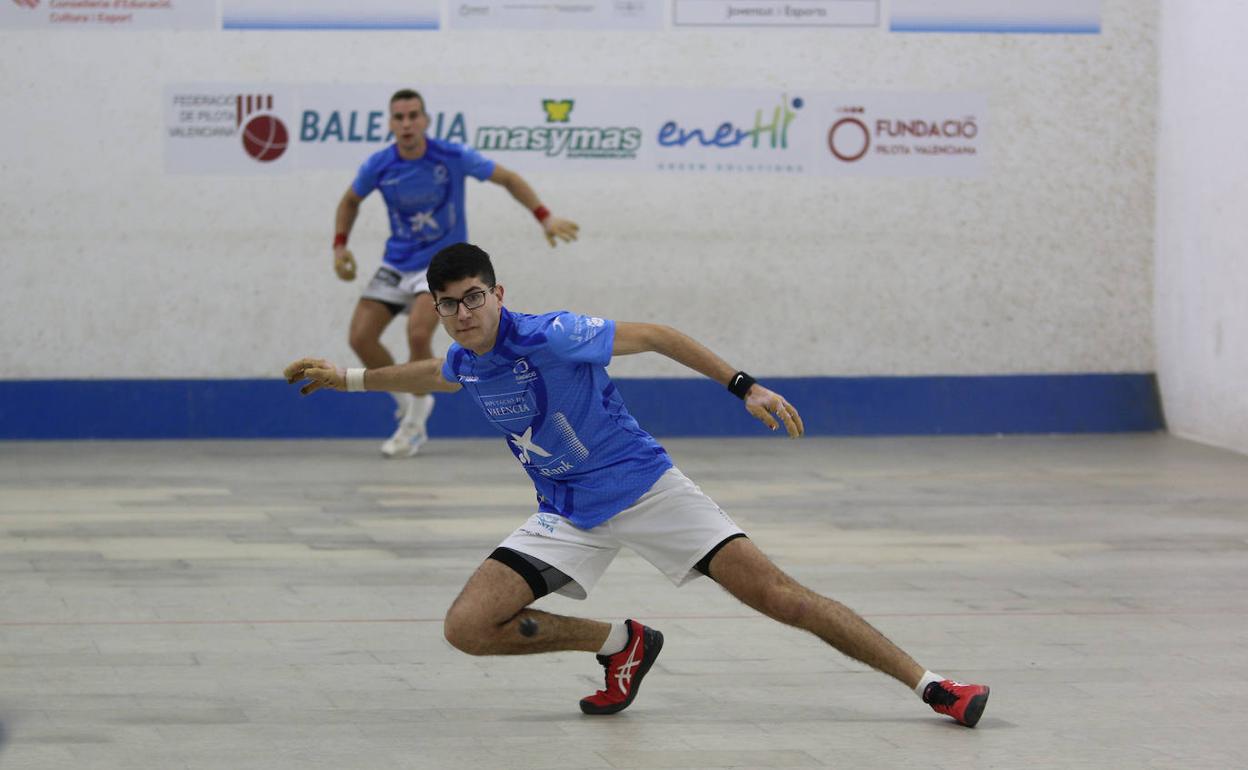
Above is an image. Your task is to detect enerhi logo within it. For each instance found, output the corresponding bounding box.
[237,94,288,162]
[658,94,802,150]
[13,0,39,8]
[475,100,642,159]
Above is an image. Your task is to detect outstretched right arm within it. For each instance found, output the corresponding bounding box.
[284,357,462,396]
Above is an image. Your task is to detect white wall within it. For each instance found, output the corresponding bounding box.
[0,0,1156,381]
[1155,0,1248,454]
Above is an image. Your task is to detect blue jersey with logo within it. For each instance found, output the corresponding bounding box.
[352,138,496,273]
[441,307,672,530]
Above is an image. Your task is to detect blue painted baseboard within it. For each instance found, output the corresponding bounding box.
[0,374,1162,440]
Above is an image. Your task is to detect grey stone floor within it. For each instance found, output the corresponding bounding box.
[1,434,1246,769]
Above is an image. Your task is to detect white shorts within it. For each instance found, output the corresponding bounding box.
[496,467,746,600]
[361,264,430,312]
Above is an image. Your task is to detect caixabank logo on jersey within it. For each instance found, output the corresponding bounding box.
[165,88,295,174]
[473,99,643,160]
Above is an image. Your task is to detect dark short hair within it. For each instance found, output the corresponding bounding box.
[389,89,425,109]
[427,243,496,294]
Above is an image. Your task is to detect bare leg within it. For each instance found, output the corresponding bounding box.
[348,299,398,369]
[443,559,610,656]
[406,292,438,365]
[709,537,924,688]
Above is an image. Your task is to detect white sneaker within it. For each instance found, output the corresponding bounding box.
[380,395,434,458]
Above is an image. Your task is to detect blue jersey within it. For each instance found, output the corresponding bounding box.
[442,307,672,530]
[352,138,496,273]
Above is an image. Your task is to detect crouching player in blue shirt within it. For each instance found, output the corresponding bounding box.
[285,242,990,727]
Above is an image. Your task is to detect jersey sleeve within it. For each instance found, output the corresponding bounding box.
[545,312,615,365]
[458,144,496,182]
[351,152,385,198]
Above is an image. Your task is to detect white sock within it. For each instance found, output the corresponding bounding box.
[389,389,414,419]
[597,621,629,656]
[915,670,945,699]
[406,394,433,424]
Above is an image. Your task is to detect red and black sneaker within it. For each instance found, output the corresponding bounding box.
[923,680,990,727]
[579,619,663,715]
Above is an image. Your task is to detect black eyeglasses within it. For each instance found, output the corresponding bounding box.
[434,286,494,317]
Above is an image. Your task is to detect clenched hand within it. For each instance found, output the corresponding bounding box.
[284,358,346,395]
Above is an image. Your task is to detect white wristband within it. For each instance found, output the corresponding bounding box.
[346,368,366,392]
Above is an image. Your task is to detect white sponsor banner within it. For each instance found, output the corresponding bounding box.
[891,0,1100,33]
[221,0,440,29]
[450,0,661,30]
[1,0,215,30]
[673,0,877,28]
[164,85,985,178]
[164,85,650,175]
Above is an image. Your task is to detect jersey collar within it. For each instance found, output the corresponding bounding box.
[482,306,516,365]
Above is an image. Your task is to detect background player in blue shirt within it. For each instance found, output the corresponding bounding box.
[331,89,580,457]
[286,243,990,728]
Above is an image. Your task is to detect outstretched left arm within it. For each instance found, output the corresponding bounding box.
[612,322,804,438]
[489,164,580,247]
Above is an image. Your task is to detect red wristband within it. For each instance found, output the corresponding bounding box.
[533,206,551,223]
[333,233,348,248]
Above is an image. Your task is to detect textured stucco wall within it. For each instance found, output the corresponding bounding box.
[0,0,1156,380]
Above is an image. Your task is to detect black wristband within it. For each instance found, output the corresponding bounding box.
[727,371,756,400]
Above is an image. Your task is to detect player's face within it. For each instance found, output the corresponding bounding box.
[434,276,504,354]
[389,98,429,151]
